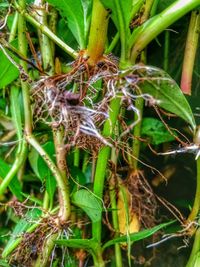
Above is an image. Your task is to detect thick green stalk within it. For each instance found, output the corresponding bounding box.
[18,0,32,135]
[34,0,54,74]
[86,0,109,65]
[14,1,78,58]
[180,10,200,95]
[34,233,59,267]
[92,97,121,243]
[9,12,19,42]
[109,148,122,267]
[187,158,200,223]
[130,0,200,63]
[187,127,200,223]
[53,129,71,221]
[131,98,144,170]
[186,228,200,267]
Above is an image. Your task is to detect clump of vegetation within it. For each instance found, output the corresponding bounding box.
[0,0,200,266]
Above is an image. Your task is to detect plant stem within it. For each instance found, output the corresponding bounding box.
[18,0,32,135]
[14,1,78,59]
[9,12,19,42]
[106,33,119,54]
[86,0,109,65]
[53,128,71,221]
[187,159,200,223]
[186,228,200,267]
[140,0,154,23]
[109,148,122,267]
[0,141,27,196]
[180,10,200,95]
[34,233,59,267]
[131,98,144,170]
[26,135,70,222]
[130,0,200,63]
[163,31,170,72]
[92,96,121,243]
[34,0,54,74]
[150,0,160,17]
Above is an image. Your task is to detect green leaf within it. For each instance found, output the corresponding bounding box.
[103,220,175,249]
[0,159,22,200]
[141,117,175,145]
[2,208,42,258]
[0,260,10,267]
[133,65,196,131]
[55,238,97,251]
[100,0,132,32]
[0,40,19,89]
[47,0,92,48]
[72,189,102,222]
[28,141,57,204]
[29,141,55,181]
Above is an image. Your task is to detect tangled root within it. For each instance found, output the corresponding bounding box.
[126,170,157,229]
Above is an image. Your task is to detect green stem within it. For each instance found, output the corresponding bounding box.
[14,1,78,59]
[93,249,105,267]
[18,0,32,135]
[130,98,144,169]
[53,128,71,221]
[0,141,27,195]
[130,0,200,63]
[86,0,109,65]
[43,191,50,210]
[187,158,200,223]
[92,96,121,243]
[106,33,120,54]
[9,12,19,42]
[34,0,54,74]
[34,233,59,267]
[140,0,154,23]
[74,148,80,167]
[180,10,200,95]
[150,0,160,17]
[163,31,170,72]
[26,135,70,222]
[48,8,58,59]
[109,148,122,267]
[186,228,200,267]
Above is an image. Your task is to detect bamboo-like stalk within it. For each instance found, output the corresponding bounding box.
[180,11,200,95]
[130,0,200,63]
[92,97,121,243]
[86,0,109,65]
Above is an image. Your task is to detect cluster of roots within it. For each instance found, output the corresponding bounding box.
[125,170,157,229]
[31,54,119,152]
[31,54,161,152]
[8,206,65,267]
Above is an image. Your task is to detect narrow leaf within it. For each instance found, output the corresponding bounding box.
[103,220,175,249]
[55,238,97,251]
